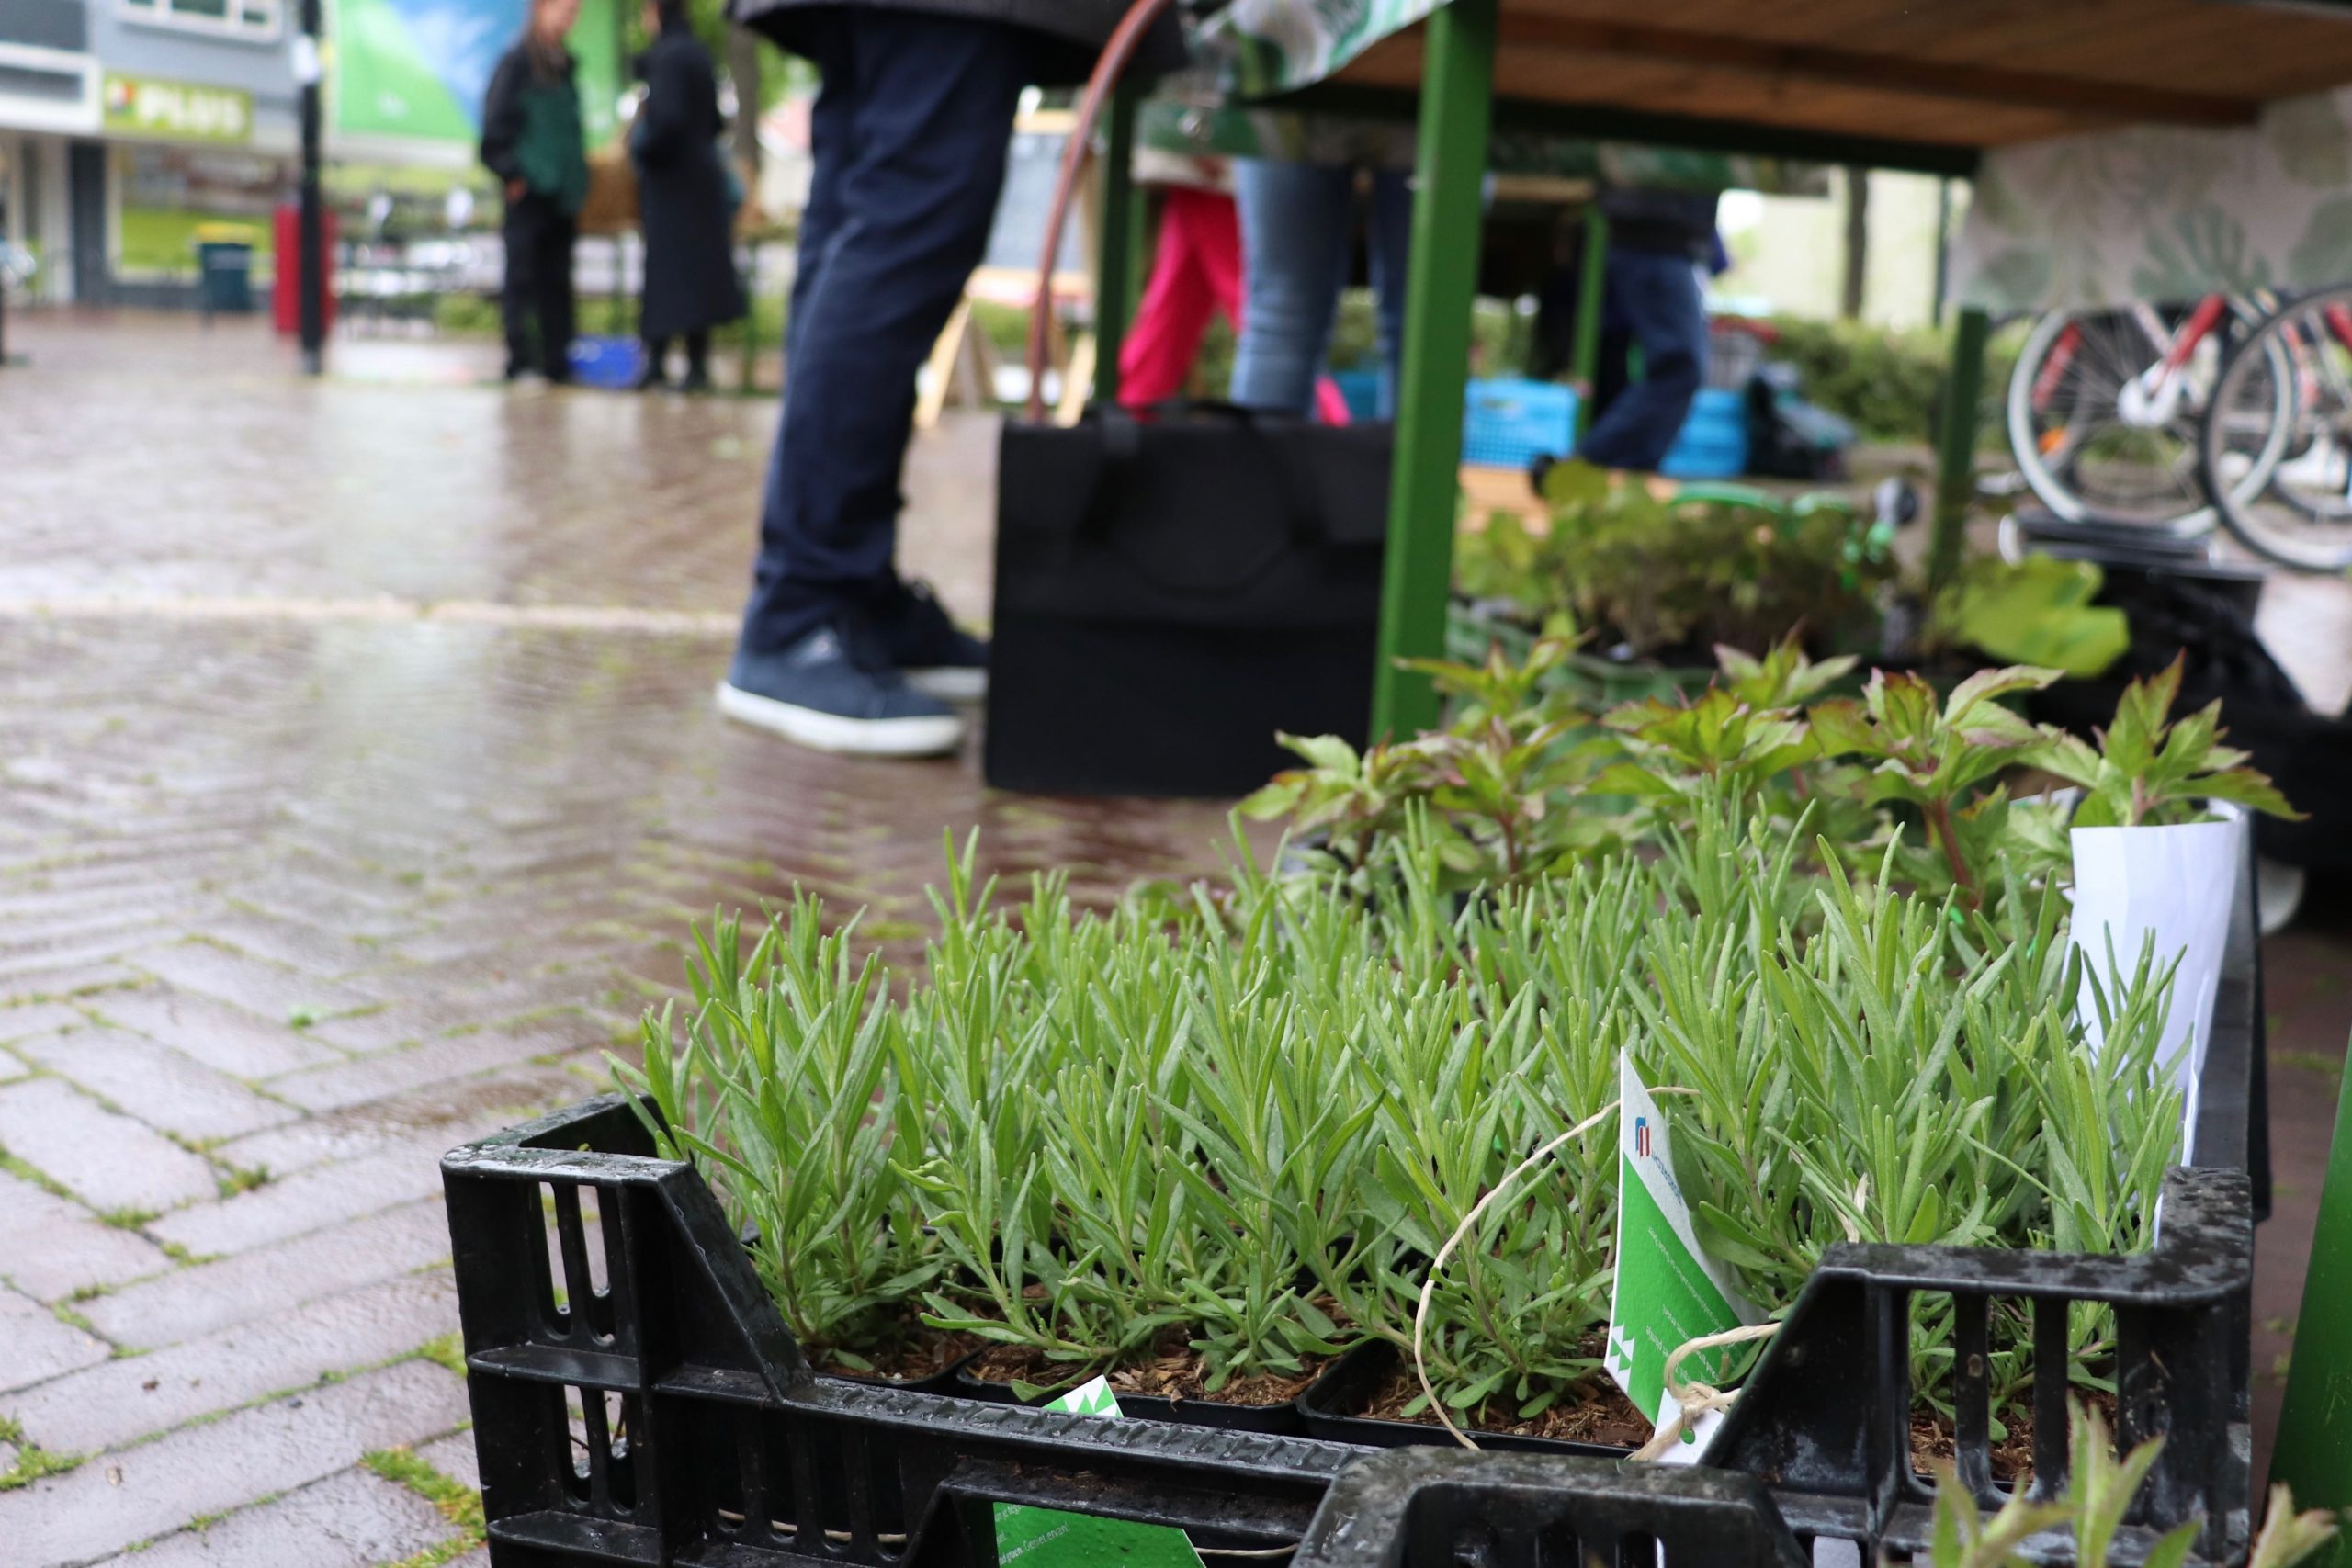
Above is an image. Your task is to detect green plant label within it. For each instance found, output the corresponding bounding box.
[1605,1057,1756,1465]
[991,1379,1206,1568]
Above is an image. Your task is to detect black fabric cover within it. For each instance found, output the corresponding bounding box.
[987,409,1391,796]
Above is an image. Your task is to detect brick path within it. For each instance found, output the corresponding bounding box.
[0,314,1230,1567]
[1,312,2347,1563]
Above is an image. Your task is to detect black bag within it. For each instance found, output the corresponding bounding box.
[986,407,1392,796]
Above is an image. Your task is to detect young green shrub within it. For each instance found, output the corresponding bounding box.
[612,900,939,1365]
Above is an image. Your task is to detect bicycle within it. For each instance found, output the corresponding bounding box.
[2199,281,2352,570]
[2006,295,2290,535]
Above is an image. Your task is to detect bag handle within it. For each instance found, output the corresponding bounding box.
[1061,406,1340,599]
[1023,0,1183,424]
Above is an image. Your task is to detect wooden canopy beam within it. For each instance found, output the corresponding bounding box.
[1495,16,2263,127]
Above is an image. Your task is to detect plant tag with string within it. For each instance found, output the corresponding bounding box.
[992,1377,1206,1568]
[1606,1056,1758,1465]
[2070,807,2244,1165]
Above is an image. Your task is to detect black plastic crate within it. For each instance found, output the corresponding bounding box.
[441,846,2264,1566]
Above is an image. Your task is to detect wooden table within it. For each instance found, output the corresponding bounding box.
[1135,0,2352,735]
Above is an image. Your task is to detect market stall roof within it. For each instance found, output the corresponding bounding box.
[1261,0,2352,172]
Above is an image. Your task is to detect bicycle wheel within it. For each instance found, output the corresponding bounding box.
[2203,284,2352,571]
[2007,300,2266,532]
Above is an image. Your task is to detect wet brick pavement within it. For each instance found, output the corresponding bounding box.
[0,314,1230,1566]
[1,311,2348,1562]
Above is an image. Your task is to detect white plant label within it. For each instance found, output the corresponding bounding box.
[1606,1056,1757,1465]
[2069,809,2244,1164]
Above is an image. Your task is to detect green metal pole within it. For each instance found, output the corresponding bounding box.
[1094,86,1139,408]
[2268,1043,2352,1560]
[1927,305,1989,594]
[1370,0,1497,741]
[1570,207,1609,439]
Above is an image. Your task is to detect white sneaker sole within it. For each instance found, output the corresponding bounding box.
[904,665,988,704]
[714,682,965,758]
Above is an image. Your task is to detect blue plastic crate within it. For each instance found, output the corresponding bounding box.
[1462,378,1579,470]
[1658,388,1748,479]
[567,335,645,389]
[1328,367,1384,423]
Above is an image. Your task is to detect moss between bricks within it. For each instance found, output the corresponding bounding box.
[0,1416,84,1492]
[366,1445,487,1566]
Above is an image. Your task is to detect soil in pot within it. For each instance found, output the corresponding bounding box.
[956,1336,1322,1434]
[808,1317,986,1391]
[1908,1390,2115,1486]
[1301,1337,1650,1454]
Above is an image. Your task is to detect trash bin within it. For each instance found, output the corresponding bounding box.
[192,222,257,317]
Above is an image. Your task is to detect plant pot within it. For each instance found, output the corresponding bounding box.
[814,1343,982,1396]
[1296,1339,1642,1458]
[954,1359,1311,1436]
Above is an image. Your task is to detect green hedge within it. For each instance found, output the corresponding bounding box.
[1759,314,2025,448]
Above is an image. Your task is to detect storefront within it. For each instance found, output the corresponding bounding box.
[0,0,101,304]
[82,0,299,300]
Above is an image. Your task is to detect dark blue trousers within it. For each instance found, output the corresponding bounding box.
[1576,245,1710,473]
[739,12,1031,658]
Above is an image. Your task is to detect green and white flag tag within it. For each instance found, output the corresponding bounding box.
[992,1378,1206,1568]
[1605,1056,1758,1465]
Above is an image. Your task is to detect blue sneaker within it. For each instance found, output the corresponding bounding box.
[876,581,988,703]
[717,625,965,757]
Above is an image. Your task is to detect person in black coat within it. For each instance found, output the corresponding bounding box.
[481,0,590,383]
[630,0,746,391]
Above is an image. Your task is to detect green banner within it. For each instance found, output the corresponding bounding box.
[328,0,620,152]
[103,73,254,145]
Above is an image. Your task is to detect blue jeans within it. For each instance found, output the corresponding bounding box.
[1576,245,1710,472]
[738,11,1030,659]
[1229,159,1411,417]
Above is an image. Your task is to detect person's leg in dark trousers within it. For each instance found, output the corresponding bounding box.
[537,210,577,383]
[682,329,711,390]
[722,12,1027,754]
[1576,246,1708,472]
[500,196,546,377]
[637,335,671,390]
[1229,159,1357,414]
[781,26,854,371]
[741,16,1025,653]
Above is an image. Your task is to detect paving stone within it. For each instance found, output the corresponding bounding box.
[0,1002,88,1043]
[95,986,343,1077]
[0,1048,24,1084]
[0,1359,469,1568]
[13,1030,295,1144]
[78,1200,451,1348]
[0,1078,218,1214]
[0,962,140,1007]
[209,1058,591,1179]
[303,1000,504,1055]
[187,912,379,986]
[0,930,164,983]
[84,1466,459,1568]
[0,1281,111,1393]
[130,943,372,1029]
[412,1429,482,1495]
[0,1169,173,1302]
[268,1020,587,1113]
[147,1134,457,1257]
[11,1274,458,1455]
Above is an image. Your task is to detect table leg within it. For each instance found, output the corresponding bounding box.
[1370,0,1498,741]
[1094,85,1139,409]
[1927,304,1989,594]
[1570,209,1609,440]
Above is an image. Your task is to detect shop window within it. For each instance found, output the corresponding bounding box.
[119,0,283,42]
